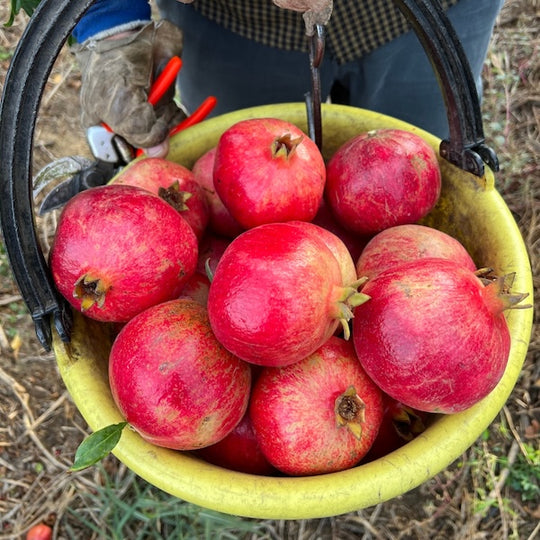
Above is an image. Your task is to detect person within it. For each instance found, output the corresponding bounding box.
[71,0,505,158]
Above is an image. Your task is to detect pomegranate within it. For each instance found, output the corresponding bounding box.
[213,118,325,229]
[196,233,230,278]
[109,298,251,450]
[312,202,371,263]
[287,220,357,286]
[356,224,476,279]
[207,222,369,367]
[362,394,428,462]
[352,258,529,413]
[49,184,198,322]
[196,411,276,475]
[325,129,441,236]
[192,147,244,238]
[113,156,209,240]
[249,336,384,476]
[179,272,210,305]
[26,524,52,540]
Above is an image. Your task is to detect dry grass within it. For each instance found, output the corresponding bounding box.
[0,1,538,538]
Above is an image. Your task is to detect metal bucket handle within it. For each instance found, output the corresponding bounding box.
[0,0,499,351]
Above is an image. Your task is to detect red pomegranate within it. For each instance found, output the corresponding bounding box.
[179,272,210,306]
[325,129,441,236]
[207,222,369,367]
[312,202,371,263]
[362,394,428,462]
[352,258,529,413]
[26,524,52,540]
[196,411,276,475]
[112,156,209,240]
[196,233,230,278]
[213,118,326,229]
[49,184,198,322]
[249,336,384,476]
[109,299,252,450]
[192,147,244,238]
[356,224,476,279]
[287,220,358,286]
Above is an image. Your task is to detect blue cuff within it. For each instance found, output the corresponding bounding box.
[73,0,152,43]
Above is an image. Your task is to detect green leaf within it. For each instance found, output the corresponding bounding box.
[70,422,128,472]
[5,0,41,27]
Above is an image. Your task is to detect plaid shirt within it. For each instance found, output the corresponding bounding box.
[191,0,459,64]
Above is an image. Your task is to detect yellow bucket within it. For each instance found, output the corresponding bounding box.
[53,103,533,520]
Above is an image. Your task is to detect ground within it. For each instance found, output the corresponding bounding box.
[0,1,538,539]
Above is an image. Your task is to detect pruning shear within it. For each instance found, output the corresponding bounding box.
[33,56,217,215]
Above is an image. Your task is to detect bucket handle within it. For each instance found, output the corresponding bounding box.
[393,0,499,176]
[0,0,499,350]
[0,0,94,350]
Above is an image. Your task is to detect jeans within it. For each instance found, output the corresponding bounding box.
[157,0,504,138]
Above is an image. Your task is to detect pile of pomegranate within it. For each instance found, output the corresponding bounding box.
[49,117,528,477]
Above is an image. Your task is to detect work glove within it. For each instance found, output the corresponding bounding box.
[72,20,186,151]
[272,0,333,34]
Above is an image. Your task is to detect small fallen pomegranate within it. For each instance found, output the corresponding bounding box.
[109,298,252,450]
[352,258,529,413]
[213,118,325,229]
[362,394,428,462]
[325,129,441,236]
[207,222,369,367]
[192,147,244,238]
[26,523,52,540]
[113,156,209,240]
[249,336,384,476]
[356,224,476,279]
[196,410,276,475]
[50,184,198,322]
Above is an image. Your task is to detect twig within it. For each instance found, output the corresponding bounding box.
[42,61,75,108]
[0,366,68,472]
[24,391,68,433]
[503,405,534,464]
[459,439,520,538]
[0,294,22,306]
[527,520,540,540]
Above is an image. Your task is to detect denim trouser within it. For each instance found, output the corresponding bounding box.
[157,0,504,139]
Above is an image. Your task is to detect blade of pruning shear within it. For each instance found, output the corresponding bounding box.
[37,124,133,215]
[33,155,94,197]
[37,159,118,215]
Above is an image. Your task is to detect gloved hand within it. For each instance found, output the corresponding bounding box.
[272,0,333,34]
[72,20,186,154]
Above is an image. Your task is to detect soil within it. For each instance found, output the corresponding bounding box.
[0,1,538,539]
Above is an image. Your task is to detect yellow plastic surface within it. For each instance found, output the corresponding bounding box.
[53,103,534,520]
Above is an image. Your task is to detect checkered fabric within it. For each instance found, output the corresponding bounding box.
[191,0,460,64]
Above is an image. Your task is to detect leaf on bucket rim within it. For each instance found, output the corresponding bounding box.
[70,421,128,472]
